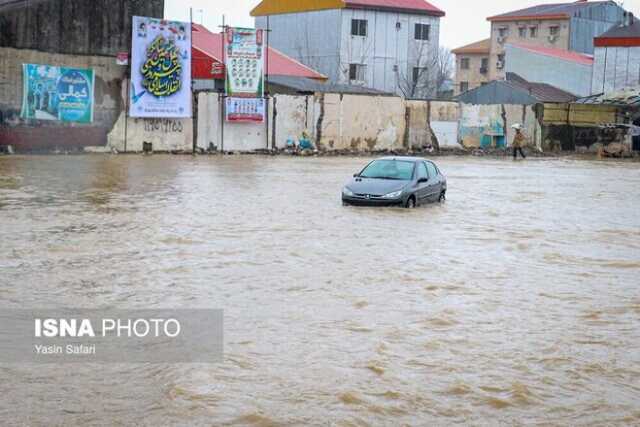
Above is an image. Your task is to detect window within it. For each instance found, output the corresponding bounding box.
[460,81,469,93]
[415,23,430,41]
[413,67,427,84]
[417,162,429,180]
[498,27,508,37]
[460,58,470,70]
[530,26,538,38]
[360,160,415,181]
[480,57,489,73]
[351,19,367,37]
[518,27,527,38]
[426,162,438,179]
[549,26,560,36]
[349,63,366,82]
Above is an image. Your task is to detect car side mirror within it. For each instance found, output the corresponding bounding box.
[353,173,360,178]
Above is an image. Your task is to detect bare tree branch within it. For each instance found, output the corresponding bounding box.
[397,45,453,99]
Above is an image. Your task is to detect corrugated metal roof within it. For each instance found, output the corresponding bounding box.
[345,0,444,16]
[594,19,640,40]
[488,1,611,21]
[269,75,395,95]
[452,39,491,55]
[251,0,445,17]
[456,73,577,105]
[507,42,594,65]
[576,87,640,106]
[192,24,326,80]
[507,73,578,102]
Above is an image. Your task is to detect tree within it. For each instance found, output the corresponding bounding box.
[397,46,454,99]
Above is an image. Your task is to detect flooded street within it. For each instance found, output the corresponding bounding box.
[1,155,639,426]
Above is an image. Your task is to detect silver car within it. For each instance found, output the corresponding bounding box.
[342,157,447,208]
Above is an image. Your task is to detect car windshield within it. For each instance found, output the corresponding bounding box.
[359,160,415,180]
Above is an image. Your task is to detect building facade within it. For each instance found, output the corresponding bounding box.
[505,43,594,97]
[487,1,624,81]
[592,13,640,94]
[451,39,490,96]
[252,0,445,99]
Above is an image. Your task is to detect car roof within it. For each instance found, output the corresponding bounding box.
[376,156,431,163]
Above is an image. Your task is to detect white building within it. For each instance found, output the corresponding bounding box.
[592,12,640,94]
[252,0,445,99]
[505,42,594,97]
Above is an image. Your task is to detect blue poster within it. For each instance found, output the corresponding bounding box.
[21,64,95,123]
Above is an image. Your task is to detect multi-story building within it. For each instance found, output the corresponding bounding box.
[251,0,446,99]
[592,12,640,94]
[451,39,490,95]
[486,1,625,81]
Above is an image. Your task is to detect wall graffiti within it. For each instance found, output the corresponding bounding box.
[137,118,184,134]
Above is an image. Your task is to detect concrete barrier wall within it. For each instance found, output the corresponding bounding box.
[459,103,540,149]
[196,92,407,152]
[406,100,460,149]
[106,80,192,153]
[314,94,406,151]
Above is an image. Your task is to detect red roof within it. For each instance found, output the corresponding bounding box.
[191,24,327,80]
[345,0,445,16]
[508,42,594,66]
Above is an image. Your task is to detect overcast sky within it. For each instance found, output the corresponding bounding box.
[165,0,640,49]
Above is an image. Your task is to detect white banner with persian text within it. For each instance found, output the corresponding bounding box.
[130,16,192,118]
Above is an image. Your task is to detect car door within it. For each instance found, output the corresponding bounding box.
[415,161,430,203]
[425,161,441,202]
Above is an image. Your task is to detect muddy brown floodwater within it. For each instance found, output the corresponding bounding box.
[0,155,639,426]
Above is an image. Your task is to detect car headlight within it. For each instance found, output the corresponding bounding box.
[342,187,355,197]
[382,190,403,199]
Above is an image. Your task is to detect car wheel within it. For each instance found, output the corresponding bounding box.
[405,196,416,209]
[439,191,446,203]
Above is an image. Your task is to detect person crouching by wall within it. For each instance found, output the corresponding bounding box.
[511,124,527,160]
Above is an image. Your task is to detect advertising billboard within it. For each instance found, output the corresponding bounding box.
[21,64,95,123]
[225,27,264,97]
[130,16,192,118]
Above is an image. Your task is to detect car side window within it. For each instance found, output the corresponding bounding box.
[426,162,438,179]
[417,162,428,180]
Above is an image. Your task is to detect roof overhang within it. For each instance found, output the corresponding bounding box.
[595,37,640,47]
[487,14,569,22]
[345,2,444,17]
[251,0,344,16]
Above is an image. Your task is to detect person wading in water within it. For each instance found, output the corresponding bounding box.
[511,124,527,160]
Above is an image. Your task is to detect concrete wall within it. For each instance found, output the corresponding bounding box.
[196,92,273,152]
[505,44,593,97]
[592,46,640,94]
[318,93,405,150]
[459,103,540,149]
[106,81,192,153]
[0,0,164,56]
[406,100,459,148]
[0,47,126,150]
[196,92,406,152]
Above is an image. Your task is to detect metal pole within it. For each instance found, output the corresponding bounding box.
[190,8,196,154]
[124,76,130,153]
[265,17,270,150]
[221,15,226,154]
